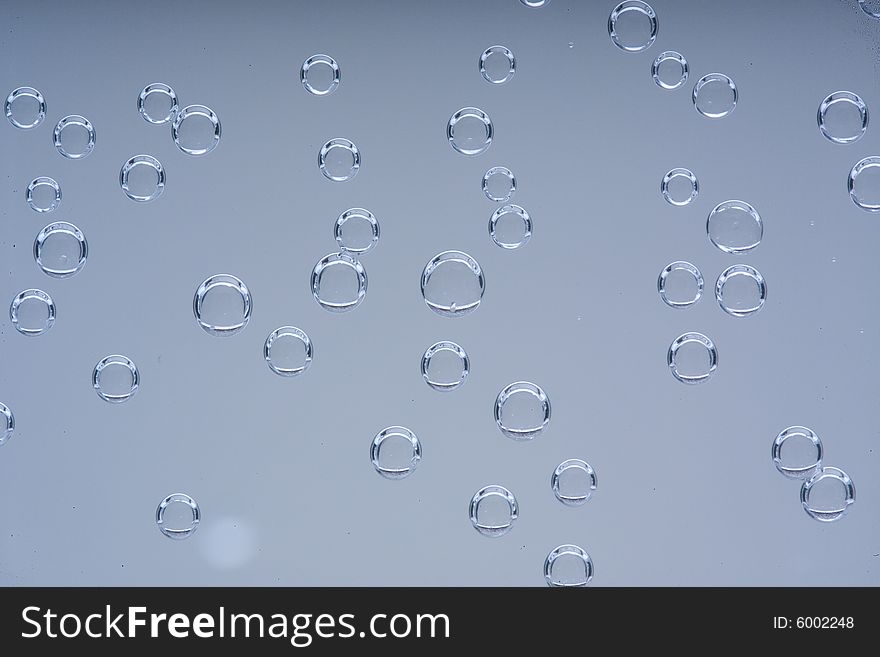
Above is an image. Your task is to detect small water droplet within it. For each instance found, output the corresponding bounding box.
[494,381,551,440]
[0,402,14,446]
[54,115,96,159]
[120,155,165,202]
[9,288,55,336]
[172,105,221,156]
[371,426,421,480]
[800,467,855,522]
[156,493,200,540]
[608,1,658,53]
[420,251,485,317]
[661,168,699,206]
[706,200,763,253]
[319,138,360,181]
[421,341,469,391]
[193,274,252,336]
[651,51,688,90]
[311,252,367,313]
[715,264,766,317]
[658,261,703,308]
[5,86,46,129]
[335,208,379,255]
[447,107,493,156]
[692,73,738,118]
[264,326,313,377]
[482,166,516,202]
[34,222,88,278]
[480,45,516,84]
[489,204,532,249]
[544,544,594,587]
[137,83,178,124]
[772,426,822,479]
[301,54,341,96]
[26,177,61,213]
[469,485,518,537]
[848,156,880,211]
[92,355,140,403]
[818,91,868,144]
[551,459,597,506]
[667,332,717,384]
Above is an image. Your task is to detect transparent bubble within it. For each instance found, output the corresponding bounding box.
[668,332,717,384]
[551,459,597,506]
[319,138,360,181]
[421,341,469,392]
[420,251,485,317]
[311,252,367,313]
[480,45,516,84]
[494,381,551,440]
[172,104,221,156]
[137,83,178,124]
[544,545,594,587]
[521,0,550,6]
[657,261,703,308]
[10,289,55,336]
[859,0,880,19]
[661,168,698,206]
[489,204,532,250]
[847,156,880,212]
[651,51,688,90]
[156,493,200,540]
[33,221,88,278]
[264,326,313,377]
[371,426,421,480]
[26,177,61,213]
[817,91,868,145]
[92,355,140,403]
[706,200,763,254]
[469,485,518,537]
[120,155,165,202]
[53,115,96,159]
[693,73,738,118]
[608,1,658,53]
[301,54,341,96]
[482,166,516,202]
[5,87,46,129]
[0,402,14,447]
[772,426,823,480]
[800,467,855,522]
[447,107,493,156]
[193,274,252,336]
[335,208,379,255]
[715,264,766,317]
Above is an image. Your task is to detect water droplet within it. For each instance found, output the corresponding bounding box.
[34,221,88,278]
[800,467,855,522]
[651,51,688,90]
[5,86,45,129]
[668,332,717,384]
[693,73,737,118]
[420,251,485,317]
[715,264,766,317]
[544,545,594,587]
[447,107,493,156]
[608,1,658,53]
[521,0,550,6]
[120,155,165,202]
[551,459,597,506]
[859,0,880,19]
[137,83,178,124]
[311,252,367,313]
[193,274,252,336]
[319,138,360,181]
[9,289,55,336]
[706,200,763,254]
[494,381,551,440]
[0,402,14,446]
[772,426,822,480]
[371,426,421,480]
[661,168,698,206]
[469,485,518,537]
[156,493,200,540]
[26,177,61,213]
[92,355,140,403]
[657,261,703,308]
[489,204,532,249]
[53,115,95,159]
[301,54,341,96]
[818,91,868,144]
[335,208,379,255]
[421,341,469,391]
[480,45,516,84]
[172,104,221,156]
[847,156,880,212]
[568,41,574,48]
[482,166,516,202]
[264,326,313,377]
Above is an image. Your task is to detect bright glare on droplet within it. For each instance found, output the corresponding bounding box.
[551,459,597,506]
[264,326,313,377]
[335,208,380,255]
[311,252,368,313]
[156,493,200,540]
[138,83,178,124]
[319,138,360,181]
[421,251,485,317]
[489,204,532,249]
[120,155,165,202]
[34,221,88,278]
[652,51,688,90]
[800,467,855,522]
[53,115,96,159]
[668,332,717,384]
[693,73,738,118]
[301,54,341,96]
[371,426,421,480]
[469,485,518,537]
[172,104,221,156]
[818,91,868,144]
[772,426,823,480]
[848,156,880,212]
[521,0,550,6]
[706,200,763,254]
[447,107,493,156]
[608,1,658,53]
[26,177,61,213]
[494,381,551,440]
[482,166,516,202]
[5,87,46,129]
[193,274,252,336]
[657,261,703,308]
[92,355,140,403]
[0,402,14,447]
[544,544,594,587]
[661,168,698,206]
[480,45,516,84]
[421,341,470,392]
[9,289,55,336]
[715,264,766,317]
